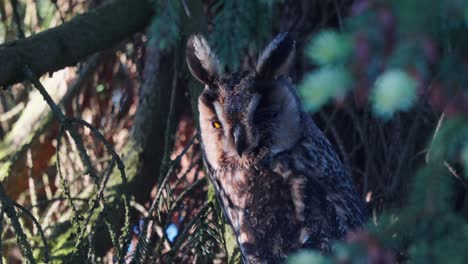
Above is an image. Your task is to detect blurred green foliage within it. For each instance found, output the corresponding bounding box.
[305,30,352,65]
[299,66,351,112]
[295,0,468,262]
[371,69,417,119]
[290,118,468,263]
[299,0,468,117]
[210,0,277,70]
[287,250,330,264]
[149,0,182,51]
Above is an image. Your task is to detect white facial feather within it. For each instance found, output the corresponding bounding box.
[198,98,222,170]
[213,101,236,156]
[192,35,222,78]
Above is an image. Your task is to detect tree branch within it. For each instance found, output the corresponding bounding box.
[0,0,153,87]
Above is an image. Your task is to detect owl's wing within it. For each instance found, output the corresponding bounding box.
[273,120,368,248]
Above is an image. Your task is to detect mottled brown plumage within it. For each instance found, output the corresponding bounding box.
[186,33,367,263]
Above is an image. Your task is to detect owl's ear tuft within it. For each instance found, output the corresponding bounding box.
[186,34,222,86]
[256,32,295,79]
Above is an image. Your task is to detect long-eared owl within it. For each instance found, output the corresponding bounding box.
[186,32,367,263]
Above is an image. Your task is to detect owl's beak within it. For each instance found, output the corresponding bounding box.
[233,123,246,157]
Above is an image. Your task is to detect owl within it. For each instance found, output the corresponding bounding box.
[186,32,367,263]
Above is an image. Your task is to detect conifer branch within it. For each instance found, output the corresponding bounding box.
[0,0,153,87]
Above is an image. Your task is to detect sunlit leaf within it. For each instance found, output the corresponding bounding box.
[306,30,352,65]
[288,250,330,264]
[371,69,417,119]
[299,66,352,112]
[96,84,105,93]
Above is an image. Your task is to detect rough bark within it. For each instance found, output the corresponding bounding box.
[0,0,153,87]
[108,44,169,203]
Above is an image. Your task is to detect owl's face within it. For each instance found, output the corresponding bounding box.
[187,33,301,169]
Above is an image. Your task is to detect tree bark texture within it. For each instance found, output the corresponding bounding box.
[0,0,153,87]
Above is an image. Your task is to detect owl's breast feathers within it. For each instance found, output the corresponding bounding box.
[203,114,367,263]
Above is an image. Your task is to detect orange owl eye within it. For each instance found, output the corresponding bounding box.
[212,121,222,129]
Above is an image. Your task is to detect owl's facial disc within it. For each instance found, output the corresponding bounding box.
[197,74,302,169]
[198,82,262,165]
[214,93,258,158]
[189,32,300,168]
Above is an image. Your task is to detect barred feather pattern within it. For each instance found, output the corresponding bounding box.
[203,104,367,264]
[188,32,367,264]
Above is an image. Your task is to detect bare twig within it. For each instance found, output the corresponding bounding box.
[444,161,468,188]
[131,134,197,262]
[426,113,445,162]
[26,149,39,235]
[158,53,180,184]
[51,0,65,23]
[0,102,24,122]
[320,111,351,174]
[165,202,213,262]
[181,0,191,16]
[154,177,206,254]
[332,0,344,30]
[10,0,25,39]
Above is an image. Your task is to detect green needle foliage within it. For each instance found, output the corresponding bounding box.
[289,117,468,263]
[294,0,468,262]
[149,0,182,51]
[210,0,277,70]
[2,0,467,263]
[299,0,468,117]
